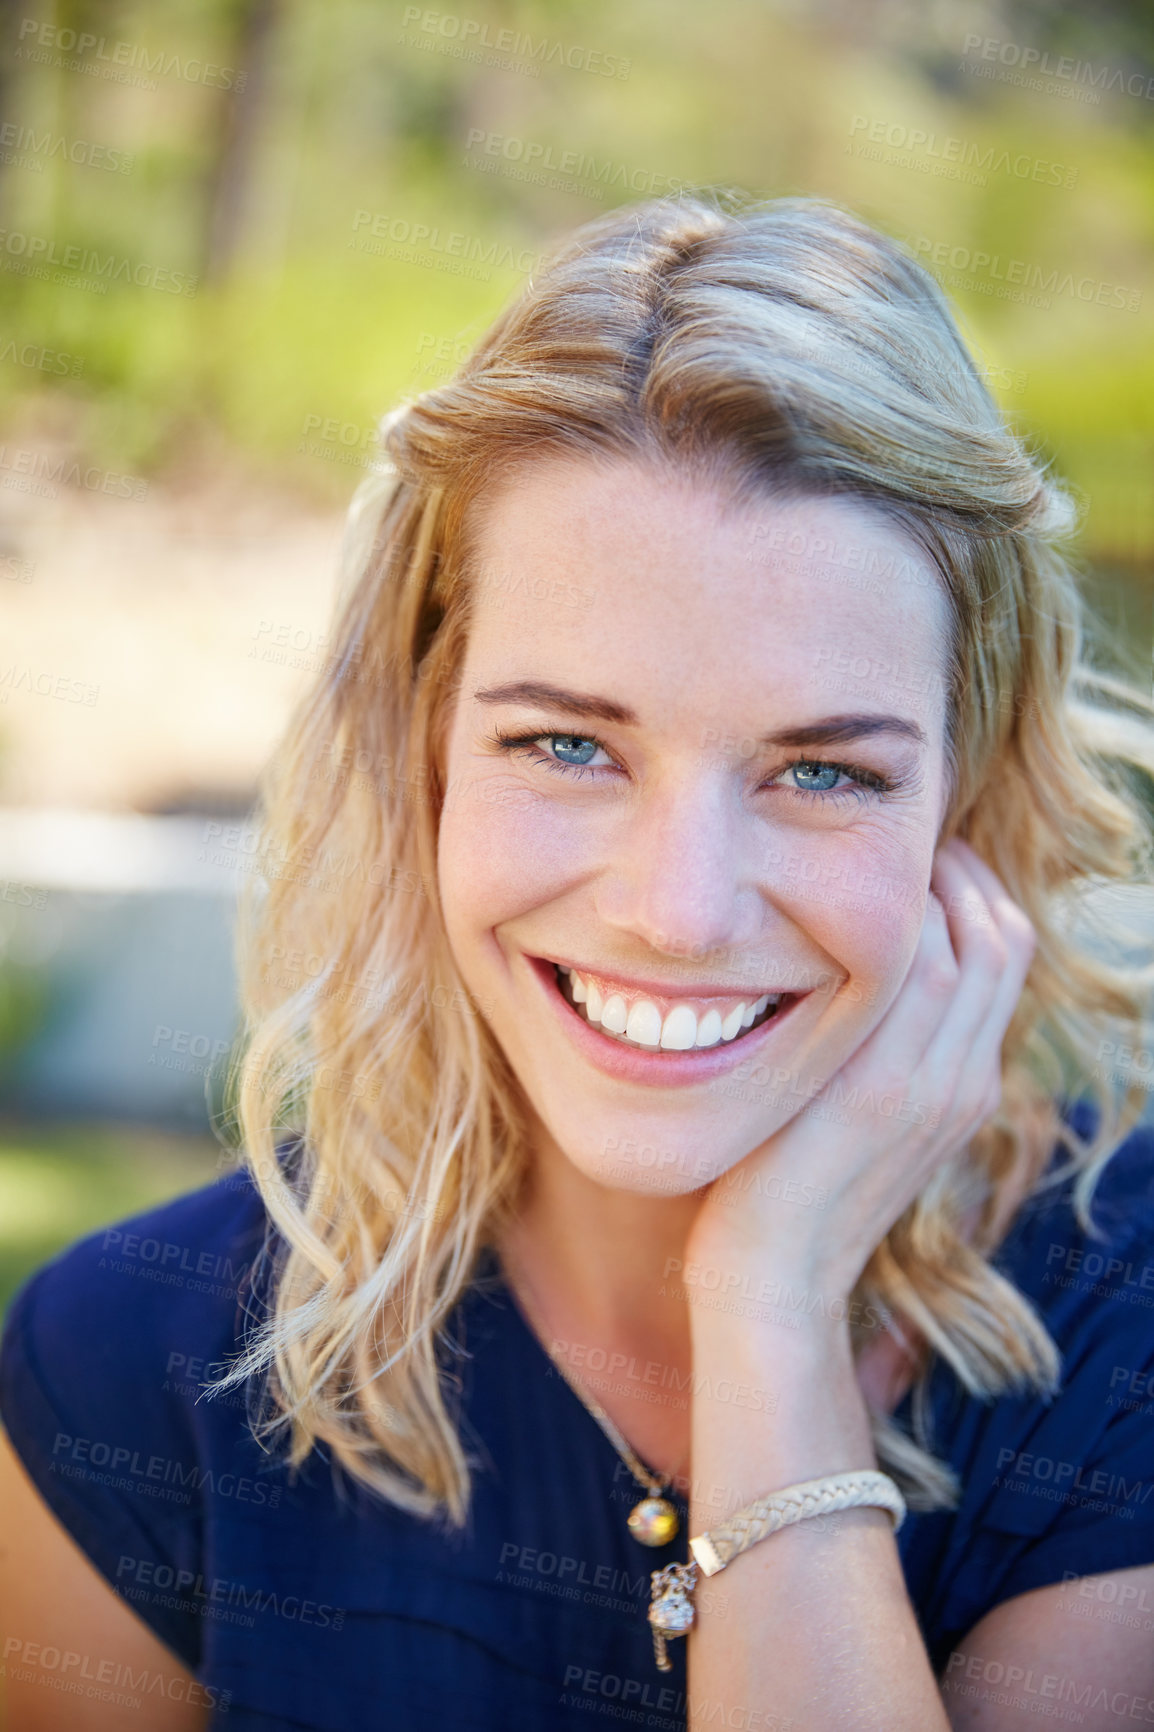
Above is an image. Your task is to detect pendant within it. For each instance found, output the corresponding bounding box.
[648,1561,697,1671]
[627,1494,680,1547]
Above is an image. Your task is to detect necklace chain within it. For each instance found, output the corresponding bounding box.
[544,1335,670,1495]
[504,1262,676,1497]
[501,1248,686,1656]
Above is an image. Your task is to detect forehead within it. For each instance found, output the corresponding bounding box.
[464,456,951,736]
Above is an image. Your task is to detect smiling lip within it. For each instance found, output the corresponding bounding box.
[526,954,810,1088]
[536,954,798,1003]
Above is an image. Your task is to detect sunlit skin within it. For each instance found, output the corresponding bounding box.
[6,454,1150,1732]
[433,453,1074,1728]
[435,453,971,1461]
[439,456,952,1198]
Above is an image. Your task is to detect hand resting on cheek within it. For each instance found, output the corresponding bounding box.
[687,834,1039,1306]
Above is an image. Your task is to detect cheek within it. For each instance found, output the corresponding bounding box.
[850,899,926,1008]
[436,780,581,945]
[781,834,930,1001]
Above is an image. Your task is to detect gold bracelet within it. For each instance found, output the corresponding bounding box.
[648,1471,905,1670]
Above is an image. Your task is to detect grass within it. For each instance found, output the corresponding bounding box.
[0,1118,229,1320]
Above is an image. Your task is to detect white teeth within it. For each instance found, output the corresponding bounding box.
[661,1005,699,1051]
[556,966,782,1052]
[626,1000,663,1048]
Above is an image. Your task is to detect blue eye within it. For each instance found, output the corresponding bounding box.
[491,732,610,779]
[544,734,600,768]
[486,728,897,803]
[789,761,844,793]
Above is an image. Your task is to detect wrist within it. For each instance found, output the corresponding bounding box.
[688,1305,875,1512]
[686,1282,858,1369]
[684,1205,857,1314]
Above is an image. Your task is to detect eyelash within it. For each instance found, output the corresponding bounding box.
[485,727,900,805]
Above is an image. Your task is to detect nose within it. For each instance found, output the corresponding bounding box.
[592,768,768,966]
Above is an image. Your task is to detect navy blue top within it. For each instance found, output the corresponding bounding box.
[3,1096,1154,1730]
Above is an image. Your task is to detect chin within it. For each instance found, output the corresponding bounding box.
[547,1110,794,1202]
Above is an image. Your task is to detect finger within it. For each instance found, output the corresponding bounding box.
[931,842,994,935]
[940,838,1037,956]
[826,888,961,1091]
[933,839,1037,1013]
[918,847,1031,1114]
[913,858,1004,1107]
[945,920,1034,1123]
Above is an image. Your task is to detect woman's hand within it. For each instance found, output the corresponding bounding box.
[686,836,1038,1304]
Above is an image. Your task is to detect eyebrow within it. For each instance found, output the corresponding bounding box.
[472,680,929,749]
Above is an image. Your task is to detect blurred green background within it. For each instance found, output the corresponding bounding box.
[1,0,1152,1306]
[0,1117,228,1311]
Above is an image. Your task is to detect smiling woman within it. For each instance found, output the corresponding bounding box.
[3,189,1154,1731]
[438,475,949,1121]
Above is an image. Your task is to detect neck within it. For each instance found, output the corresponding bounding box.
[496,1123,704,1358]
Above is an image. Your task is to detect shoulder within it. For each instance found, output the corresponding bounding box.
[972,1096,1154,1520]
[0,1166,273,1680]
[0,1164,271,1448]
[901,1104,1154,1668]
[995,1097,1154,1321]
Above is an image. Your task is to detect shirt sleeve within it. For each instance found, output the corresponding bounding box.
[976,1121,1154,1608]
[985,1354,1154,1604]
[0,1256,207,1673]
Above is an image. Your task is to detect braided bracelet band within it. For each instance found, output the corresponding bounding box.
[647,1471,905,1670]
[688,1469,906,1577]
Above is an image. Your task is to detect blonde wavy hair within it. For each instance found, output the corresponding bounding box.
[207,189,1154,1521]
